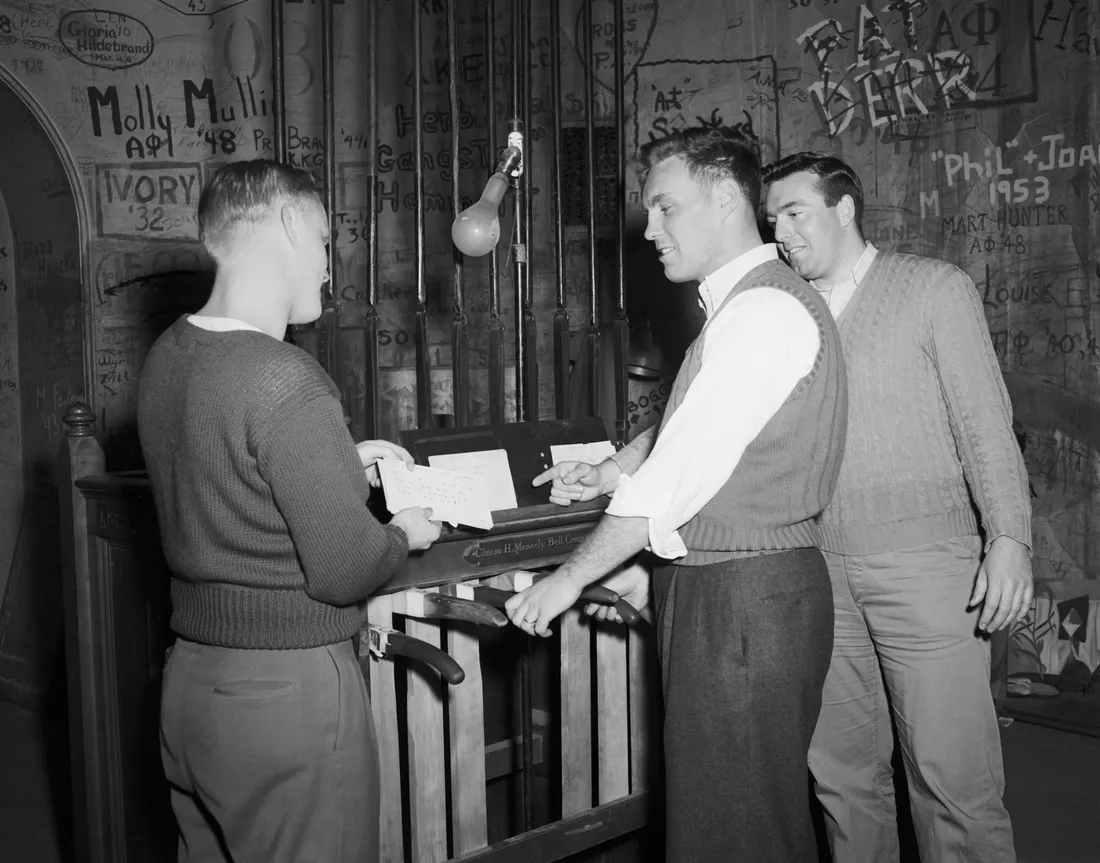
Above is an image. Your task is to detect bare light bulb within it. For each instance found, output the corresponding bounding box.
[451,172,509,257]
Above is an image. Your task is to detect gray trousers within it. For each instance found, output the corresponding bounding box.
[160,638,379,863]
[811,538,1015,863]
[655,548,834,862]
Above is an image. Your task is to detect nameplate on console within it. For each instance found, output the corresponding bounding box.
[461,526,591,567]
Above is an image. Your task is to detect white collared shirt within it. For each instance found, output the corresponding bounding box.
[187,314,265,334]
[605,243,820,559]
[812,243,877,319]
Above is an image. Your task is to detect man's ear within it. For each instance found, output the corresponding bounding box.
[280,203,301,249]
[716,178,742,217]
[836,194,857,228]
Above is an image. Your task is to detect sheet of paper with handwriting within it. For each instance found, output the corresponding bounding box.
[427,448,518,512]
[378,459,494,530]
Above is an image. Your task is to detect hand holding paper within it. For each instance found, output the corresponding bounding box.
[378,458,494,530]
[356,439,415,488]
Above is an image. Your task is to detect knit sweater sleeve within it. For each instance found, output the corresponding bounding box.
[927,266,1032,551]
[252,367,409,605]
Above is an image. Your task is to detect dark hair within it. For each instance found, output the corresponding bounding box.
[637,126,762,213]
[762,151,864,232]
[198,159,322,253]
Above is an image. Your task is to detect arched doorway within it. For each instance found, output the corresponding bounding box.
[0,70,89,715]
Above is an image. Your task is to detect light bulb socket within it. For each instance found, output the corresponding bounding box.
[495,144,522,179]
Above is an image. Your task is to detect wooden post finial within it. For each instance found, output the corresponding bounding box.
[62,402,96,438]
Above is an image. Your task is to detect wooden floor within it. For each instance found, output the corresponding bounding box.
[1,699,1098,862]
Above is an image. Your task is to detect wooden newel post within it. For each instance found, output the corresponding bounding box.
[58,402,107,863]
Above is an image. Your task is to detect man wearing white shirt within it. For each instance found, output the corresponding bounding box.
[505,126,848,861]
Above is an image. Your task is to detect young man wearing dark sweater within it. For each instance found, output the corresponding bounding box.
[764,152,1033,863]
[137,160,440,862]
[503,126,848,861]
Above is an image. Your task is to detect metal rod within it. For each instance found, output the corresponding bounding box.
[271,0,287,163]
[612,0,630,446]
[448,0,469,428]
[320,0,341,386]
[583,0,600,420]
[510,0,532,423]
[510,1,525,421]
[486,0,505,425]
[520,0,537,423]
[362,0,380,439]
[413,0,432,430]
[549,0,569,419]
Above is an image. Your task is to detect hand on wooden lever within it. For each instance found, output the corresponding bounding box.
[503,571,583,638]
[513,571,643,627]
[579,563,651,626]
[366,626,465,685]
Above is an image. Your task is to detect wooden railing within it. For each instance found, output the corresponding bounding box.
[58,404,663,863]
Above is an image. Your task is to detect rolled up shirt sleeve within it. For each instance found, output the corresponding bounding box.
[605,287,820,559]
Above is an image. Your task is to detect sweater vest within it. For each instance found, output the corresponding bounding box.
[660,259,847,564]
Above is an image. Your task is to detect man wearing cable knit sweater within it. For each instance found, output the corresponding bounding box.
[137,160,440,863]
[764,152,1033,863]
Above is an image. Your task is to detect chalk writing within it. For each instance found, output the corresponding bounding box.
[95,163,202,242]
[183,76,270,128]
[573,0,657,93]
[1034,0,1100,57]
[796,2,1038,139]
[59,10,154,69]
[632,59,779,161]
[87,85,174,158]
[155,0,250,15]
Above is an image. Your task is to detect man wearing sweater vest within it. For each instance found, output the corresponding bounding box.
[763,152,1033,863]
[504,126,848,861]
[138,160,441,862]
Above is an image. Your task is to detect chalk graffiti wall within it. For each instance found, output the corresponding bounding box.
[0,0,1095,582]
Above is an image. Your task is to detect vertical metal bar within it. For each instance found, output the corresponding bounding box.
[319,0,342,387]
[510,2,527,423]
[583,0,600,420]
[362,0,380,439]
[611,0,629,446]
[413,0,432,429]
[486,0,505,425]
[510,1,533,423]
[509,0,536,837]
[271,0,287,163]
[549,0,569,419]
[520,0,537,423]
[448,0,469,428]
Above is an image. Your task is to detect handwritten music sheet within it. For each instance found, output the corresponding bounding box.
[378,459,494,530]
[549,441,616,466]
[427,449,518,512]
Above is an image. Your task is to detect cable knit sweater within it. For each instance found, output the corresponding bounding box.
[137,316,408,649]
[818,250,1032,555]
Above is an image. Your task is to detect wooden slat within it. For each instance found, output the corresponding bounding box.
[596,622,630,803]
[365,595,404,863]
[628,623,656,793]
[447,583,488,855]
[451,792,651,863]
[559,609,592,816]
[404,615,448,863]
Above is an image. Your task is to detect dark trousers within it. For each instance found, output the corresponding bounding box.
[160,638,379,863]
[654,549,833,862]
